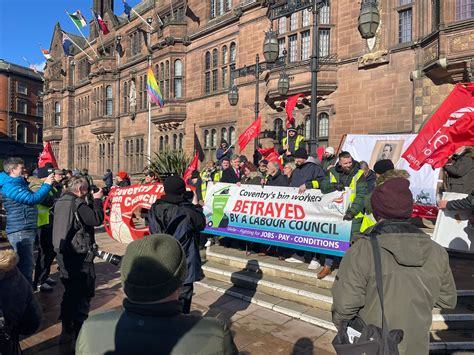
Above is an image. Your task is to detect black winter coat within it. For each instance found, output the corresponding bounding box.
[0,251,42,355]
[221,167,241,184]
[290,161,325,189]
[447,189,474,211]
[365,169,377,193]
[444,151,474,194]
[266,171,290,187]
[148,195,206,284]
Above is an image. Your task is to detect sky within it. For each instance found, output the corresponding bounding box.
[0,0,142,71]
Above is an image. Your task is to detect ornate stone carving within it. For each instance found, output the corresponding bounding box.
[423,41,438,66]
[233,7,243,18]
[358,49,389,67]
[164,36,175,46]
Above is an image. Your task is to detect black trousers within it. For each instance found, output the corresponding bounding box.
[33,226,56,287]
[57,257,95,325]
[180,283,194,314]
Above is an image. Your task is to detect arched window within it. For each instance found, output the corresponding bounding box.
[222,45,228,64]
[205,51,211,70]
[164,135,169,146]
[174,59,183,98]
[123,82,128,113]
[230,42,236,63]
[105,85,113,116]
[173,134,178,150]
[274,118,283,141]
[229,126,236,143]
[305,115,311,139]
[179,133,184,150]
[16,123,26,143]
[221,127,228,143]
[204,129,210,147]
[159,136,164,151]
[160,63,165,78]
[318,112,329,138]
[155,64,159,80]
[54,102,61,127]
[165,61,170,98]
[212,49,218,67]
[211,129,217,147]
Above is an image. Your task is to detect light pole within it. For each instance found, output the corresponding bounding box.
[228,51,288,149]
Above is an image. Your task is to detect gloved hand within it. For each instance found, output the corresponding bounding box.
[332,182,345,191]
[343,210,354,221]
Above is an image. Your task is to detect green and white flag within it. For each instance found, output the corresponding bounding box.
[68,10,87,29]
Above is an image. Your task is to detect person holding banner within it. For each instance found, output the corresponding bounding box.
[444,146,473,194]
[319,151,369,279]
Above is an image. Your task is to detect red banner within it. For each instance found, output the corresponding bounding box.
[402,83,474,170]
[285,94,304,128]
[38,142,58,168]
[104,183,164,243]
[412,204,439,219]
[257,146,283,170]
[238,116,262,152]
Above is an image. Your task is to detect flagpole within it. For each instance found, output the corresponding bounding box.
[132,8,154,31]
[90,8,107,55]
[66,11,100,59]
[62,32,94,62]
[147,56,152,159]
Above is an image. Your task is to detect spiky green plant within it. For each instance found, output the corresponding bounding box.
[147,149,191,178]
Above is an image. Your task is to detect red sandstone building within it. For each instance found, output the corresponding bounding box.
[42,0,474,178]
[0,59,44,169]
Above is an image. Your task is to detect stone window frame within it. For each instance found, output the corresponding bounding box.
[210,0,232,19]
[123,81,129,114]
[76,143,90,170]
[105,85,113,116]
[16,81,28,95]
[202,123,236,162]
[16,122,27,143]
[129,31,142,58]
[54,101,61,127]
[455,0,474,21]
[17,99,28,115]
[397,1,413,44]
[204,42,237,95]
[124,136,144,173]
[275,5,332,64]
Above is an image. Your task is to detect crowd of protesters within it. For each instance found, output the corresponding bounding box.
[0,137,471,354]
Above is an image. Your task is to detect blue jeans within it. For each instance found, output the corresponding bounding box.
[7,230,36,285]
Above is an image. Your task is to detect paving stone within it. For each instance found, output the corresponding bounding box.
[241,334,296,354]
[271,319,328,344]
[235,313,281,333]
[230,322,268,349]
[312,330,337,354]
[251,307,292,326]
[220,299,261,317]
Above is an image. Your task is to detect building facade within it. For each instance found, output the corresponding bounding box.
[0,59,44,170]
[42,0,474,178]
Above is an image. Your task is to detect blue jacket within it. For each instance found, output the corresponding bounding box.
[0,172,51,234]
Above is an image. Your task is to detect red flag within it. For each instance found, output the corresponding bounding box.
[421,110,474,169]
[183,152,199,191]
[237,116,262,152]
[257,146,283,170]
[38,142,58,168]
[317,147,325,161]
[94,11,110,35]
[285,93,304,128]
[402,83,474,170]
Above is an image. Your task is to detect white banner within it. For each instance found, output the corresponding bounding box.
[203,183,352,256]
[433,192,473,253]
[342,134,440,206]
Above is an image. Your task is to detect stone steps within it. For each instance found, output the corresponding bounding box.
[201,245,474,351]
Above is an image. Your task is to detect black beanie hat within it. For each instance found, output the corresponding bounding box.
[121,234,187,302]
[374,159,394,175]
[371,177,413,220]
[293,148,308,160]
[164,175,186,196]
[37,163,54,178]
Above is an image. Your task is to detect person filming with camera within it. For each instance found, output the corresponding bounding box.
[52,176,104,346]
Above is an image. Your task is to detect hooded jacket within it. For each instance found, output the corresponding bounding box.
[332,220,457,355]
[0,250,42,355]
[0,172,51,234]
[290,160,325,189]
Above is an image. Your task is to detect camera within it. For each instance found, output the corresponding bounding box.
[47,168,54,175]
[91,244,122,266]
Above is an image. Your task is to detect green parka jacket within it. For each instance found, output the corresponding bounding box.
[76,299,238,355]
[331,220,457,355]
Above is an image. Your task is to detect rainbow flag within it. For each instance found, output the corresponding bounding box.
[147,66,164,108]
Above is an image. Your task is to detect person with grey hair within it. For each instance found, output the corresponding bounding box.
[0,157,53,284]
[266,161,289,187]
[52,176,104,345]
[220,155,241,183]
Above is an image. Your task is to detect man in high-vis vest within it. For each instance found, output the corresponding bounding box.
[30,166,64,291]
[318,151,369,279]
[279,126,305,162]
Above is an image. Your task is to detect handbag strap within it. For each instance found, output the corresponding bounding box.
[369,234,390,354]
